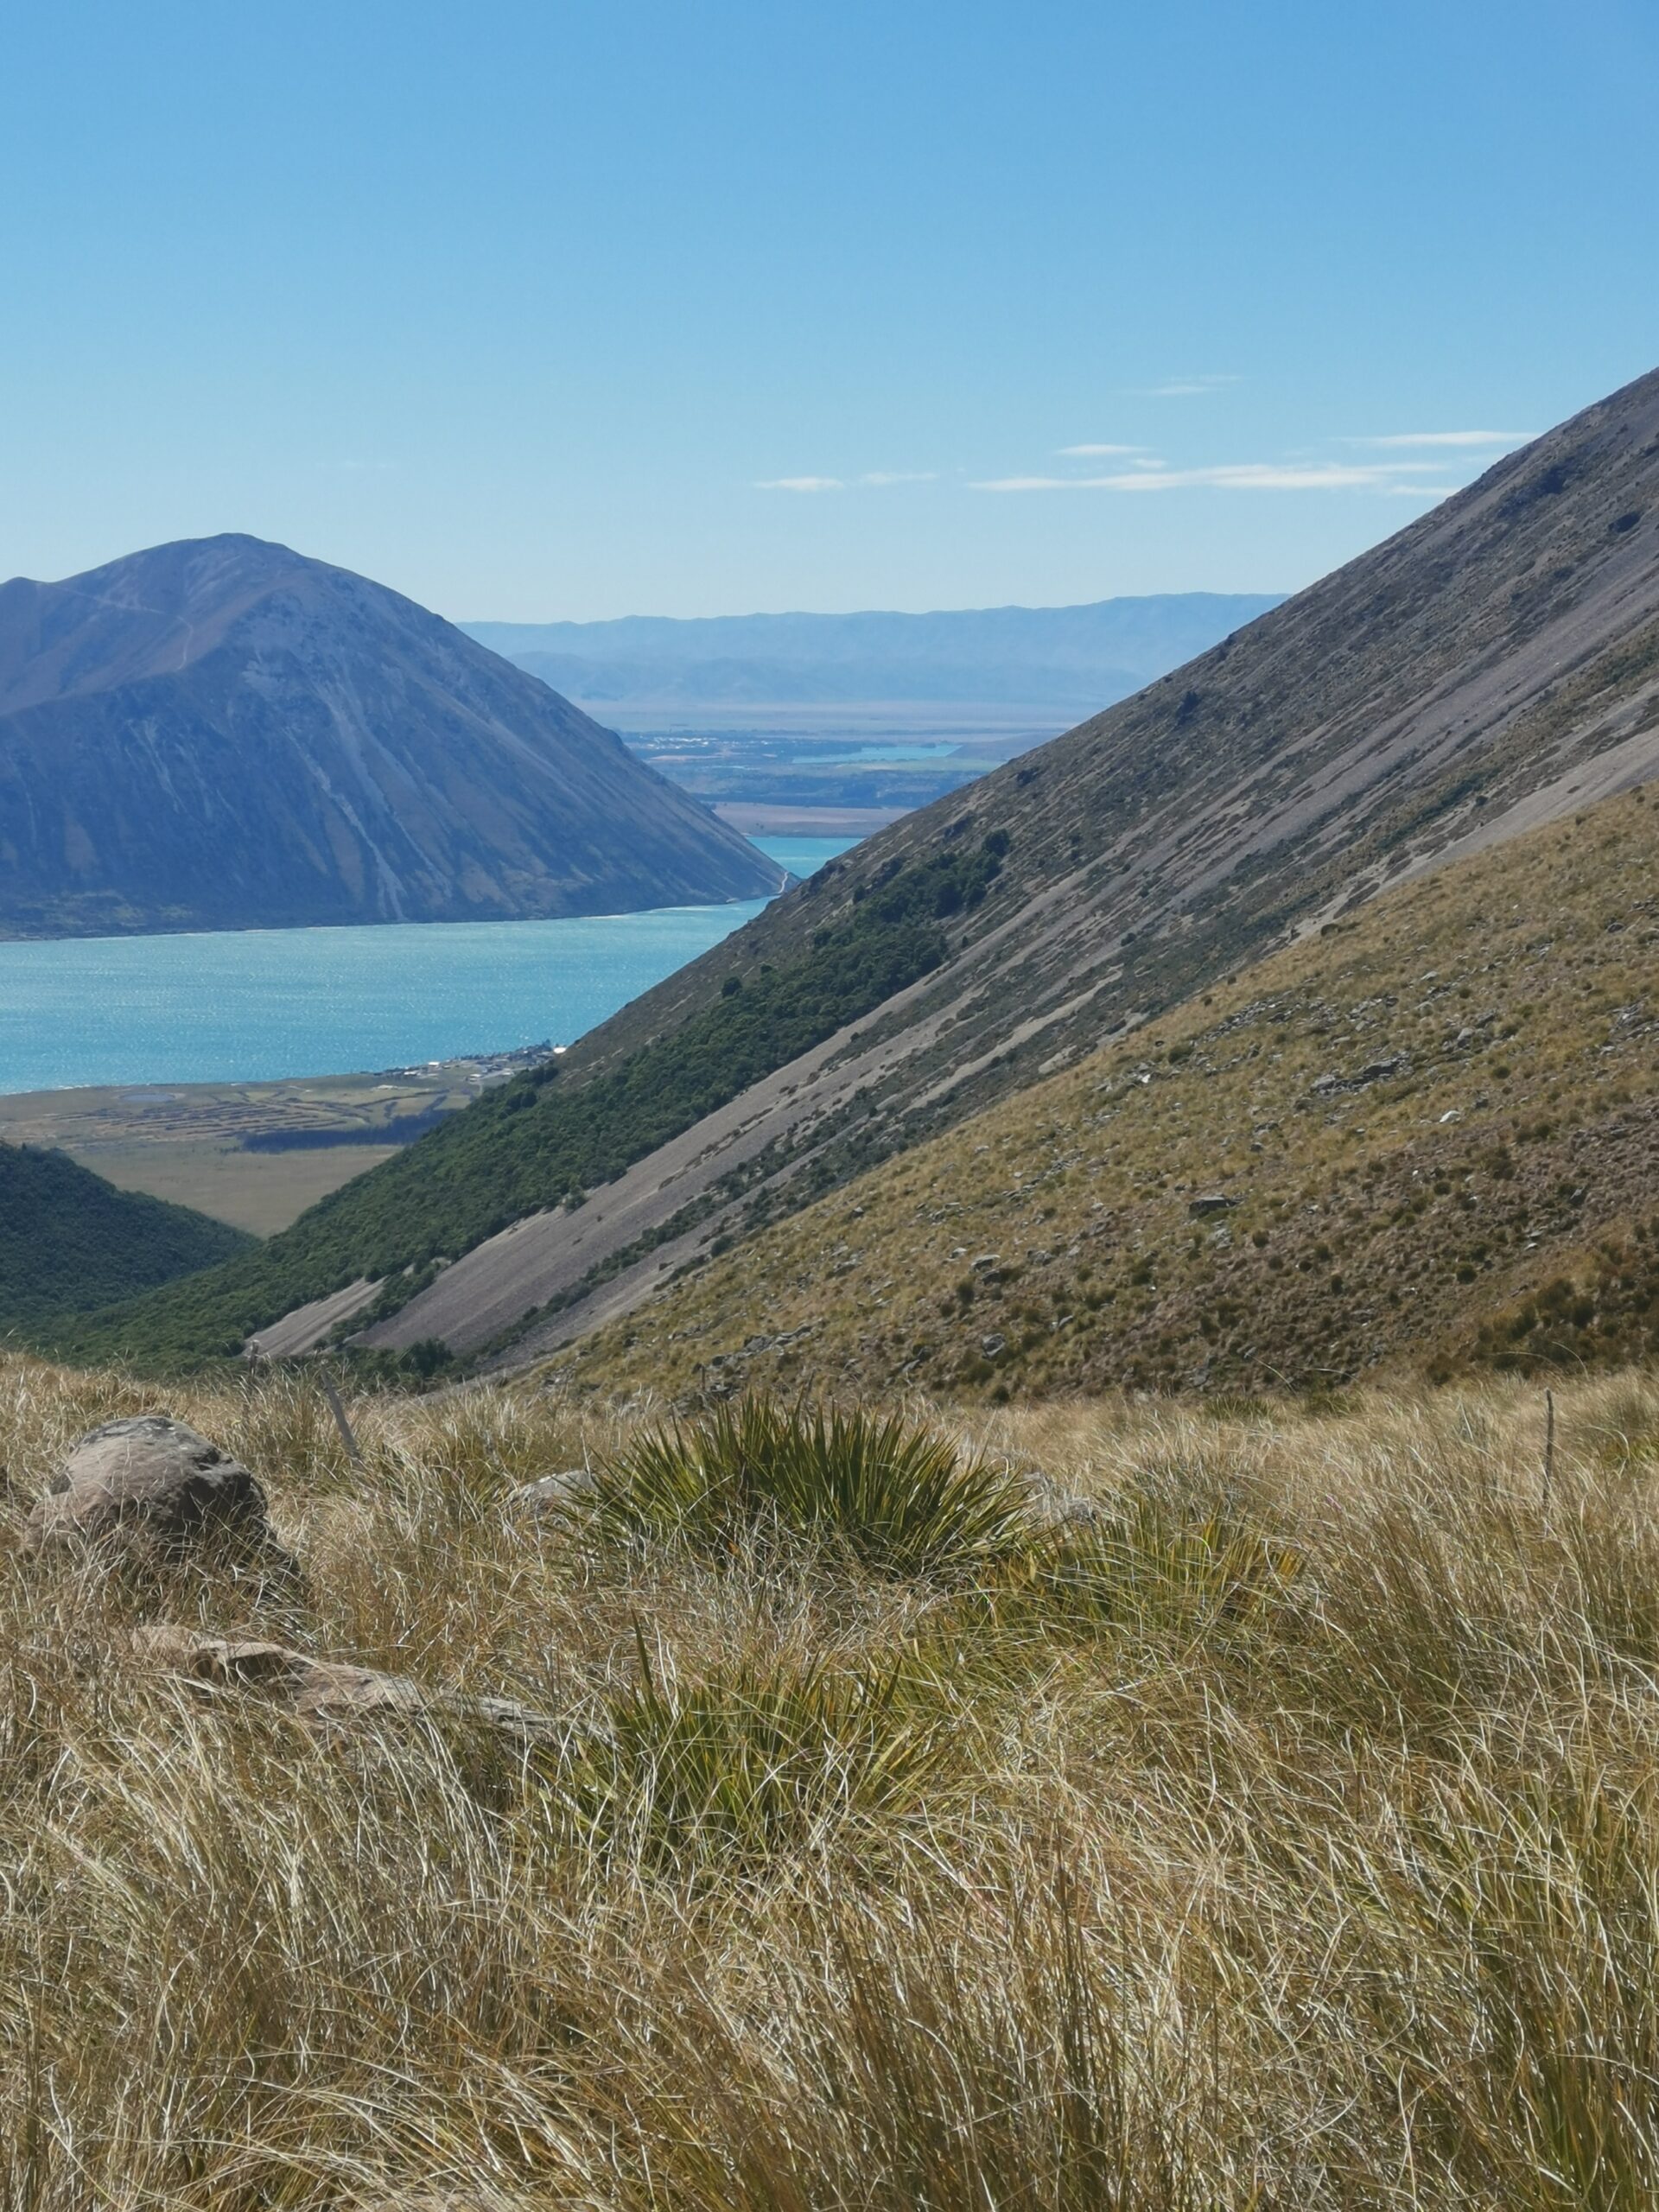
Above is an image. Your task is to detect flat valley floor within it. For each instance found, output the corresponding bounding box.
[0,1067,472,1234]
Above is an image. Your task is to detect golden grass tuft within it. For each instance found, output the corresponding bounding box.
[7,1351,1659,2202]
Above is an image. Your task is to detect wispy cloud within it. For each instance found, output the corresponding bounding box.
[754,470,938,492]
[1386,482,1463,498]
[1057,442,1143,457]
[972,459,1450,494]
[1125,375,1239,398]
[1352,429,1535,448]
[974,476,1085,493]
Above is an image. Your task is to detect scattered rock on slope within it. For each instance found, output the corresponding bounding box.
[21,1414,287,1576]
[554,787,1659,1405]
[500,1467,597,1522]
[131,1625,559,1745]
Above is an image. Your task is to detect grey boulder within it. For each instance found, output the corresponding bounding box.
[22,1414,279,1565]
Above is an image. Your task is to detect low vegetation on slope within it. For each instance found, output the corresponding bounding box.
[53,836,1010,1370]
[0,1144,248,1331]
[480,368,1659,1325]
[563,784,1659,1403]
[9,1352,1659,2202]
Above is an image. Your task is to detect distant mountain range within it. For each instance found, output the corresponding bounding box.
[463,594,1283,714]
[0,537,782,938]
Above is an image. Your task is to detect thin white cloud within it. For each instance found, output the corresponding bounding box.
[754,470,938,491]
[974,475,1085,493]
[1386,482,1464,498]
[972,459,1450,493]
[1125,375,1239,398]
[1353,429,1535,448]
[1057,442,1143,457]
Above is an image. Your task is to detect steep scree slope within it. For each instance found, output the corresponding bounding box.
[559,783,1659,1402]
[0,535,779,936]
[370,365,1659,1368]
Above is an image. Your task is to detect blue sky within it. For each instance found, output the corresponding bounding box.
[2,0,1655,620]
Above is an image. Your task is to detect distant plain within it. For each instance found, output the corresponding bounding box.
[0,1067,475,1235]
[614,705,1057,836]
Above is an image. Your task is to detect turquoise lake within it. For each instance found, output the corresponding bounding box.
[0,836,857,1094]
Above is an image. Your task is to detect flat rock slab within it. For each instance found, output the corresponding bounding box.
[132,1625,561,1745]
[246,1277,382,1359]
[22,1414,276,1560]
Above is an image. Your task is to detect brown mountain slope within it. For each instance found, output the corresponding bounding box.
[0,535,780,937]
[359,365,1659,1368]
[556,782,1659,1402]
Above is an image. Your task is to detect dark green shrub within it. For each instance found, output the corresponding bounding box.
[594,1398,1037,1580]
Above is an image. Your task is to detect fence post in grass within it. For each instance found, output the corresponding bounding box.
[1543,1387,1555,1505]
[319,1367,363,1468]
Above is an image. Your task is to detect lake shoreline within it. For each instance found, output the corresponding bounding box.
[0,835,860,1231]
[0,834,856,1097]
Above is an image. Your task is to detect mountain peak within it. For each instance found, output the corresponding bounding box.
[22,529,314,607]
[0,535,357,715]
[0,538,782,937]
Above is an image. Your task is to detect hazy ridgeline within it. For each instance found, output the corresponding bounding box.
[5,1354,1659,2205]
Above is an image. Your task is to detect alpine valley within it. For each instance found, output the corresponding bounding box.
[53,365,1659,1382]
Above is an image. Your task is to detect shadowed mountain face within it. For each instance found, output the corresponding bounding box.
[0,1142,248,1330]
[0,536,782,938]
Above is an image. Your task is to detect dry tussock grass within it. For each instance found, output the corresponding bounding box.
[5,1352,1659,2205]
[561,785,1659,1408]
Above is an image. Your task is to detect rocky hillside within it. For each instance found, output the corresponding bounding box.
[0,1144,249,1331]
[361,365,1659,1369]
[559,782,1659,1402]
[0,535,780,937]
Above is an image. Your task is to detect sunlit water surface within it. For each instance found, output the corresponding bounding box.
[0,836,857,1092]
